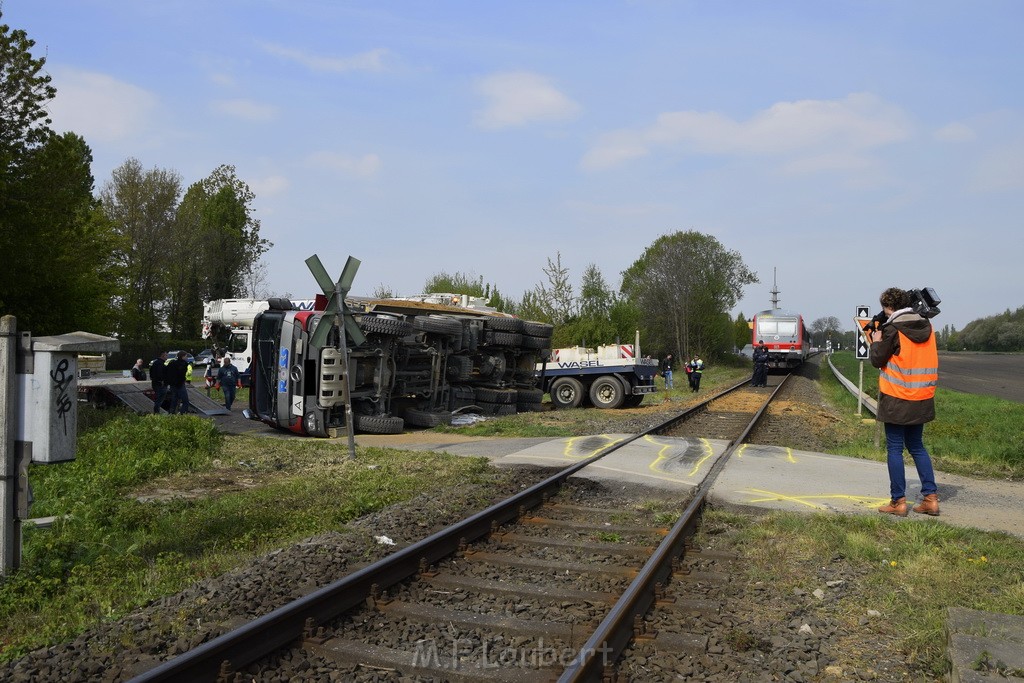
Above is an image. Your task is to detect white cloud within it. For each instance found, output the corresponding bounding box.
[582,93,912,171]
[48,67,158,143]
[211,99,279,122]
[250,174,290,197]
[934,122,976,142]
[306,151,382,177]
[262,44,389,73]
[474,71,581,129]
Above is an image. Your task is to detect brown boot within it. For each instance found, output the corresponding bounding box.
[913,494,940,516]
[878,498,908,516]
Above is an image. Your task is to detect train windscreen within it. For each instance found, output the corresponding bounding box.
[758,320,797,337]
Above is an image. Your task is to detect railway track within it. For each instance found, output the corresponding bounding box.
[130,373,794,682]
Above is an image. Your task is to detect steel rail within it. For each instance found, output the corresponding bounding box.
[559,373,793,682]
[132,373,791,682]
[130,426,661,681]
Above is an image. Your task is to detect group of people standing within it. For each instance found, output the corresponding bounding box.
[141,351,240,414]
[147,351,194,415]
[658,353,704,392]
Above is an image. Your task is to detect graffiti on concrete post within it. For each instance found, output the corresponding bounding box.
[50,358,74,435]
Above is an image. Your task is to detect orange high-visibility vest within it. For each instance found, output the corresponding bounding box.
[879,329,938,401]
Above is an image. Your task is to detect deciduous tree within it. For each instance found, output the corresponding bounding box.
[621,231,757,359]
[1,15,116,334]
[100,158,183,339]
[810,316,843,348]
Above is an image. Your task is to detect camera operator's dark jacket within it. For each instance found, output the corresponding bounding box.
[869,308,936,425]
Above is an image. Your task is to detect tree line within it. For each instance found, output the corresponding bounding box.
[420,232,758,362]
[1,12,269,343]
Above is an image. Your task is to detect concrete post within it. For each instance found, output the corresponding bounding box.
[1,315,19,575]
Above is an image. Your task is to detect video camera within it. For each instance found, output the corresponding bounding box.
[863,287,941,332]
[909,287,941,318]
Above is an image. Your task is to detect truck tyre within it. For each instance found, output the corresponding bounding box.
[521,335,550,350]
[490,331,523,347]
[404,408,453,427]
[355,414,405,434]
[516,387,544,404]
[522,321,554,338]
[412,315,463,337]
[550,377,584,409]
[589,375,625,409]
[475,387,516,404]
[516,387,545,413]
[623,393,644,407]
[483,316,523,333]
[361,313,411,337]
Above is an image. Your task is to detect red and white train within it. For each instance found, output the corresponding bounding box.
[751,309,811,370]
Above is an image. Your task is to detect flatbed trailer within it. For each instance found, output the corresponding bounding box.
[536,343,658,409]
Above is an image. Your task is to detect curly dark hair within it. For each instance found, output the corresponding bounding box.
[879,287,910,311]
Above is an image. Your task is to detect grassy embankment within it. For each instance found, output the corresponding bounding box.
[2,361,1022,677]
[824,351,1024,480]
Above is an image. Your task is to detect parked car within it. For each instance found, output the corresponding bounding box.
[166,351,196,366]
[195,349,215,366]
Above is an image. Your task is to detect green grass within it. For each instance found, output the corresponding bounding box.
[4,359,1021,670]
[824,352,1024,479]
[0,414,497,662]
[701,509,1024,676]
[434,365,752,438]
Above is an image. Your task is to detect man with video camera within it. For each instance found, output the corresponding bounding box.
[868,286,940,517]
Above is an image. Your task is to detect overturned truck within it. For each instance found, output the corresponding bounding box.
[246,259,552,436]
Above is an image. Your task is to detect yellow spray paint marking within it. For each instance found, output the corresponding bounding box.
[743,488,890,511]
[562,434,625,459]
[644,435,678,473]
[784,447,797,463]
[642,435,714,478]
[735,443,750,458]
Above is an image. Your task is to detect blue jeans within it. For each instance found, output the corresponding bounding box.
[152,384,169,413]
[663,370,673,389]
[167,385,191,414]
[884,422,937,500]
[223,383,236,410]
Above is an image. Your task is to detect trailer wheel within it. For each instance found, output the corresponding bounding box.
[550,377,584,409]
[617,375,644,407]
[355,414,405,434]
[589,375,625,409]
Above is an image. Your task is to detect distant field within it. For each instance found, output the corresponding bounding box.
[938,352,1024,403]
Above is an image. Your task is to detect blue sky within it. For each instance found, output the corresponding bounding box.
[7,1,1023,332]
